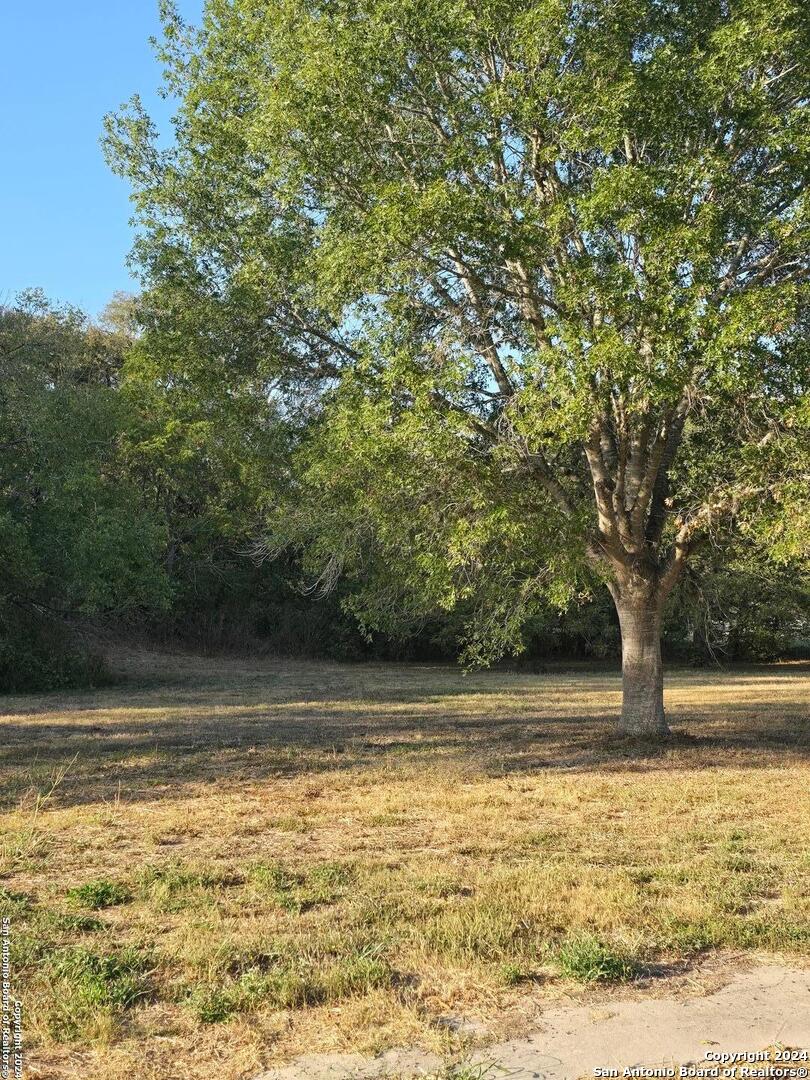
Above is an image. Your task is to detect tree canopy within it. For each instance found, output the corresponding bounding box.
[105,0,810,733]
[0,292,169,687]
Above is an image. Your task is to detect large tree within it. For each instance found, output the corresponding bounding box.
[106,0,810,734]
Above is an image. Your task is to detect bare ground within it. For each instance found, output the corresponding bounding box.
[259,960,810,1080]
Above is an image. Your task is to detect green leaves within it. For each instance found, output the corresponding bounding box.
[0,294,170,688]
[104,0,810,665]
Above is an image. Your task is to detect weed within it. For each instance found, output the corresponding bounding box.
[45,946,152,1039]
[185,943,391,1023]
[430,1064,496,1080]
[66,879,132,910]
[249,860,352,912]
[136,863,226,912]
[556,934,637,983]
[498,961,530,986]
[0,887,31,914]
[40,911,105,933]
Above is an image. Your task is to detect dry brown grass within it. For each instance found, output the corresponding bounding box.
[1,650,809,1079]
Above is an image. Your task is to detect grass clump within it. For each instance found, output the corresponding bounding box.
[66,878,132,910]
[2,895,104,974]
[423,898,540,963]
[0,887,32,915]
[136,862,227,912]
[186,942,391,1024]
[40,911,105,933]
[429,1065,495,1080]
[499,961,532,987]
[318,942,390,998]
[555,934,638,983]
[249,859,353,913]
[186,967,317,1023]
[45,945,152,1039]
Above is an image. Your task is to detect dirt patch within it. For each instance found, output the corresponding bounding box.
[257,964,810,1080]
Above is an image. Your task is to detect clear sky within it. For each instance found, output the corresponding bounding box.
[1,2,201,318]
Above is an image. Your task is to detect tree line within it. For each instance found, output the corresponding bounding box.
[1,283,806,694]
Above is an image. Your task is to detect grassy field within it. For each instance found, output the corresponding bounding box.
[1,650,809,1080]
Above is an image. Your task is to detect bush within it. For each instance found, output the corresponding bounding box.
[0,610,111,693]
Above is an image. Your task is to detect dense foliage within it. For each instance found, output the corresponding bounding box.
[0,292,167,688]
[102,0,810,732]
[1,2,808,698]
[0,290,402,688]
[2,284,804,693]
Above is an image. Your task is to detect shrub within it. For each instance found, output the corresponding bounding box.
[0,610,111,693]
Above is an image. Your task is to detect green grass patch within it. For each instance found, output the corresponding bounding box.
[40,911,105,933]
[186,941,390,1024]
[45,945,152,1040]
[555,934,638,983]
[498,961,532,987]
[136,862,229,912]
[0,887,32,915]
[248,860,353,913]
[66,878,132,910]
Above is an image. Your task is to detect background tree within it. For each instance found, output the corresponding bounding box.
[118,279,302,649]
[0,291,169,689]
[106,0,810,734]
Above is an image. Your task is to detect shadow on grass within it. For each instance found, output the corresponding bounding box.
[0,656,808,811]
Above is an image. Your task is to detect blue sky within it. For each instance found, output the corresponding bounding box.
[1,2,201,318]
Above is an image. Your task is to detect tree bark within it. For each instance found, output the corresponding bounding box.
[610,580,670,737]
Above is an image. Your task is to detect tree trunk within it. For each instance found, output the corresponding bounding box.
[610,581,670,737]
